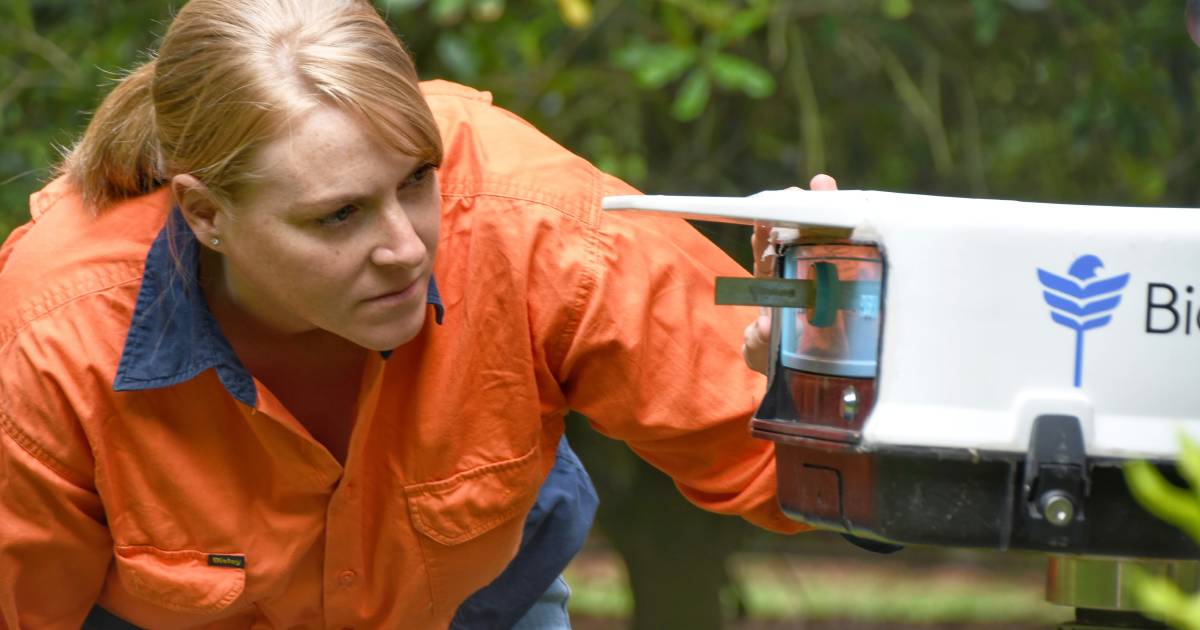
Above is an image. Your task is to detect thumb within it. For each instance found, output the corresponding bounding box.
[755,310,771,339]
[810,173,838,191]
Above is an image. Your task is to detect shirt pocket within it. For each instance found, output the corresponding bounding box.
[113,545,246,615]
[403,444,542,616]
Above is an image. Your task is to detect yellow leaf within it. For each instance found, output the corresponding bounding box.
[556,0,592,29]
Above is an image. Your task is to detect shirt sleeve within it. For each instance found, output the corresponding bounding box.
[553,174,807,534]
[0,340,112,628]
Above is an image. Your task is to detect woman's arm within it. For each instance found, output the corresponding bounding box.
[0,414,111,628]
[0,336,112,628]
[550,173,807,534]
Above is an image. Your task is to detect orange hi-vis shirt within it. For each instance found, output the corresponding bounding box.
[0,80,804,628]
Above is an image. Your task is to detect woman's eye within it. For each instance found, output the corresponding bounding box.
[318,205,356,226]
[402,163,436,188]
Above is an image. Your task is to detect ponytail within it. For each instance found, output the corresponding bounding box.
[60,61,164,211]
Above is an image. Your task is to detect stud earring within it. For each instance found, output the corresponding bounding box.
[209,237,221,247]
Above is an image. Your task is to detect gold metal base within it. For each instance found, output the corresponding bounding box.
[1046,555,1199,610]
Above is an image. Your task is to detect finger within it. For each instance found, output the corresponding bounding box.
[743,321,757,347]
[742,312,773,375]
[741,344,756,373]
[753,221,771,253]
[752,221,774,277]
[754,250,775,277]
[742,332,761,372]
[756,310,771,338]
[810,173,838,191]
[743,312,771,348]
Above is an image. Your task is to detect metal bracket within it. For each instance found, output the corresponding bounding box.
[1023,415,1091,549]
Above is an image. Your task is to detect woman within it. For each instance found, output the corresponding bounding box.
[0,0,808,627]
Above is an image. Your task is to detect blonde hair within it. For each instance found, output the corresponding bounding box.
[62,0,443,211]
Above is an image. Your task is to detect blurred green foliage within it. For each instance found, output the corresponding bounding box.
[1125,440,1200,629]
[1,2,171,235]
[5,0,1200,241]
[381,0,1200,218]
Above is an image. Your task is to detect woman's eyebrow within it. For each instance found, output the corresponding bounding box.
[294,159,426,210]
[296,190,373,211]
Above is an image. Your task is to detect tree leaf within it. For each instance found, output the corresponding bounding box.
[1180,434,1200,503]
[471,0,505,23]
[881,0,914,20]
[383,0,427,11]
[1124,460,1200,543]
[435,33,478,79]
[667,0,735,31]
[716,5,769,45]
[555,0,593,29]
[1128,568,1200,630]
[1005,0,1049,10]
[616,44,696,89]
[6,0,34,30]
[970,0,1003,45]
[431,0,467,26]
[612,42,651,68]
[709,53,776,98]
[671,69,710,121]
[660,4,692,42]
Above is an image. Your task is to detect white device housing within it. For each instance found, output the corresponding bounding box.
[603,189,1200,461]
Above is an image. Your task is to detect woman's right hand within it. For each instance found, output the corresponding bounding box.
[742,174,839,375]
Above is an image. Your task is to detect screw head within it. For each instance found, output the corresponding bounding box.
[840,387,859,423]
[1040,492,1076,526]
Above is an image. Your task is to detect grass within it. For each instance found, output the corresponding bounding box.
[564,549,1069,625]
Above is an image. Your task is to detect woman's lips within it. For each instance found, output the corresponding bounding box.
[363,276,423,306]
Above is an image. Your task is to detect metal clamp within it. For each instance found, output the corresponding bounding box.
[1023,415,1091,549]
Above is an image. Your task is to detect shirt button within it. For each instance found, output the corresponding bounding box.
[337,569,357,588]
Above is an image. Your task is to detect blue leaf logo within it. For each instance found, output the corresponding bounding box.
[1037,254,1130,387]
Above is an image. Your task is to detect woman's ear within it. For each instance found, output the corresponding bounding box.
[171,174,225,250]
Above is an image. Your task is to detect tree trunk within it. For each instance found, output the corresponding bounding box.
[567,415,753,630]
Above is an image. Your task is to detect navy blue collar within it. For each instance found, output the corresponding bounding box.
[113,209,444,406]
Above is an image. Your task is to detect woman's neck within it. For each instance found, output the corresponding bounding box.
[198,248,365,374]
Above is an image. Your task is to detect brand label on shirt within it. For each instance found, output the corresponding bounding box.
[207,554,246,569]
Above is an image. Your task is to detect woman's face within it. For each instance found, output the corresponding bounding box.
[207,106,440,351]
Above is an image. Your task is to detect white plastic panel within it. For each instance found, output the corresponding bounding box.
[603,189,1200,459]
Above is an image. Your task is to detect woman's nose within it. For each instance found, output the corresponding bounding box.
[370,205,427,268]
